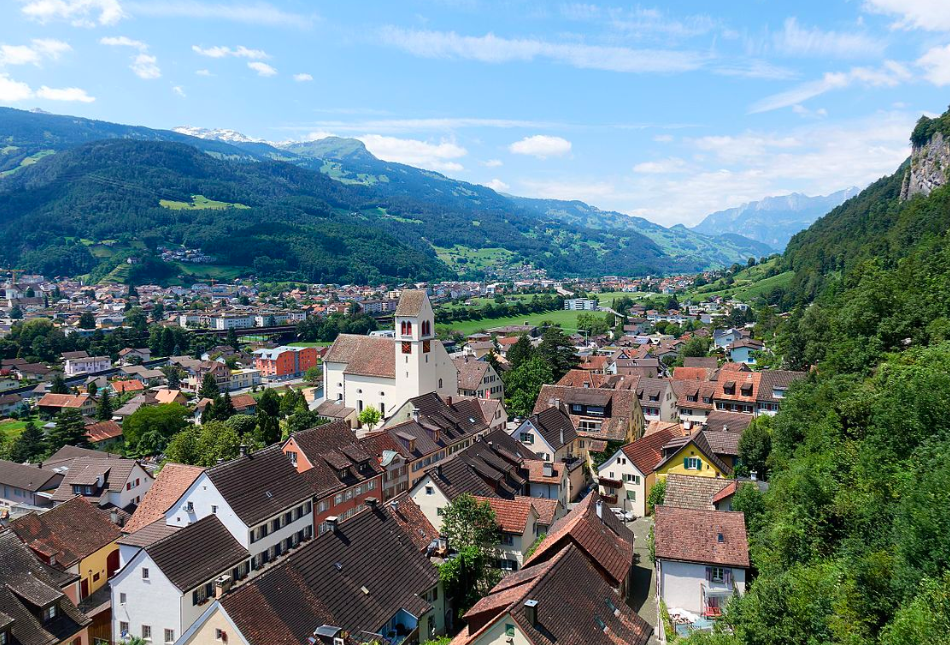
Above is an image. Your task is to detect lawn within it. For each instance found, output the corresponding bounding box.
[438,308,614,336]
[159,194,250,210]
[0,419,28,440]
[171,263,248,282]
[0,149,56,177]
[434,245,516,275]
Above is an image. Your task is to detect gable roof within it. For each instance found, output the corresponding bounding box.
[37,393,92,409]
[384,493,439,552]
[426,430,537,500]
[51,456,146,503]
[286,420,382,498]
[84,420,123,443]
[523,492,634,588]
[453,357,490,391]
[10,496,121,568]
[124,463,205,534]
[0,459,62,493]
[206,444,312,526]
[703,410,754,434]
[455,544,651,645]
[653,506,749,567]
[655,430,733,476]
[619,425,679,475]
[394,289,428,317]
[324,334,395,378]
[524,406,577,451]
[144,515,249,592]
[663,474,733,511]
[476,495,537,534]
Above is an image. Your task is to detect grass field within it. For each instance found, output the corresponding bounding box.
[171,263,247,282]
[434,245,516,275]
[438,308,612,336]
[160,194,250,210]
[679,259,793,302]
[0,149,55,177]
[0,419,28,440]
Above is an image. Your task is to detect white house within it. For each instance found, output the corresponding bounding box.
[477,496,545,571]
[596,425,679,517]
[564,298,598,311]
[49,457,153,510]
[653,506,749,619]
[509,407,577,463]
[64,355,111,376]
[323,290,458,422]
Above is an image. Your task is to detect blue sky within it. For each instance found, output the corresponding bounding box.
[2,0,950,225]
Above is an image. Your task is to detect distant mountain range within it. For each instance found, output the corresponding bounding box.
[692,188,860,250]
[0,107,823,283]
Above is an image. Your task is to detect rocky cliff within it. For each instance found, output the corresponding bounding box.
[901,131,950,200]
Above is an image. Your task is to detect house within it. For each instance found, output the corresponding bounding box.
[636,377,678,422]
[713,370,761,415]
[729,338,764,365]
[409,430,538,531]
[313,399,358,428]
[37,393,96,417]
[0,531,91,645]
[653,431,733,481]
[226,368,260,391]
[111,379,145,395]
[122,463,206,537]
[653,506,750,618]
[110,515,251,645]
[0,459,64,509]
[477,495,563,571]
[281,420,384,535]
[119,365,166,386]
[755,370,806,416]
[524,459,576,508]
[451,544,652,645]
[323,290,459,421]
[84,420,123,447]
[358,431,410,501]
[510,406,578,464]
[672,379,717,429]
[175,500,447,645]
[564,297,598,310]
[9,497,122,602]
[252,346,318,380]
[712,328,747,350]
[453,356,504,401]
[533,385,644,459]
[50,456,153,511]
[522,492,635,598]
[64,355,111,377]
[154,389,189,406]
[118,347,152,364]
[661,473,767,512]
[0,392,25,416]
[597,423,680,517]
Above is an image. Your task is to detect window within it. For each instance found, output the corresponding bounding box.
[215,629,226,641]
[500,533,514,545]
[164,629,175,644]
[44,605,57,621]
[120,622,129,637]
[142,568,150,580]
[141,625,151,641]
[120,593,127,604]
[624,474,641,485]
[684,457,702,470]
[425,485,434,496]
[710,566,726,583]
[505,624,515,637]
[519,432,534,444]
[211,505,218,514]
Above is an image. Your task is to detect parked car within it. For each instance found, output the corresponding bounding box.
[611,507,635,522]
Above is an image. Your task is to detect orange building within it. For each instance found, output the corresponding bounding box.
[253,345,318,379]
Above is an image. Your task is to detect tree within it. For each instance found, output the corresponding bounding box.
[505,334,534,370]
[9,420,45,462]
[226,327,239,351]
[358,406,382,430]
[46,409,90,452]
[257,387,280,418]
[49,373,69,395]
[279,388,305,417]
[198,372,219,399]
[163,365,182,390]
[502,357,553,418]
[286,409,327,435]
[96,388,113,421]
[303,366,322,386]
[86,381,98,396]
[537,325,577,379]
[680,336,711,358]
[78,312,96,329]
[122,404,189,456]
[647,477,666,514]
[225,414,257,437]
[737,415,772,479]
[438,494,503,620]
[165,421,243,467]
[255,410,281,446]
[440,493,501,553]
[9,305,23,320]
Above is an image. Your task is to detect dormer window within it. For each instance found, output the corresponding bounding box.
[43,604,57,622]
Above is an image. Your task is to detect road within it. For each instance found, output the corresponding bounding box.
[628,515,660,644]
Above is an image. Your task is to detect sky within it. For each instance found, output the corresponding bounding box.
[2,0,950,226]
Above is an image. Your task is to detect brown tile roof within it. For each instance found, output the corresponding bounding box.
[653,506,749,567]
[325,334,396,378]
[426,430,537,500]
[523,492,634,588]
[672,366,714,381]
[0,459,62,493]
[10,497,121,567]
[154,389,185,405]
[123,463,204,534]
[111,379,145,394]
[455,544,651,645]
[556,369,609,388]
[145,515,249,591]
[663,474,732,511]
[703,410,753,434]
[51,456,146,502]
[525,460,564,485]
[476,495,536,534]
[453,356,490,391]
[43,445,122,470]
[384,493,439,551]
[84,420,123,443]
[620,426,679,475]
[230,393,257,410]
[37,393,92,409]
[527,497,560,527]
[286,420,381,498]
[117,519,181,549]
[394,289,428,317]
[683,357,718,370]
[703,430,741,456]
[756,369,807,403]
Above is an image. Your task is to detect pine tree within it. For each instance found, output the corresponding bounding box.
[49,373,69,394]
[506,334,535,370]
[9,420,45,462]
[96,389,113,421]
[47,409,90,452]
[199,372,220,399]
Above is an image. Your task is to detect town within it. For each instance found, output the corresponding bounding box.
[0,268,792,645]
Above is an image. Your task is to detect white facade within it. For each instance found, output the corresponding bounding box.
[64,355,111,376]
[657,559,746,616]
[596,450,647,517]
[112,550,185,644]
[564,298,598,311]
[509,419,575,463]
[211,315,254,330]
[496,508,541,571]
[409,474,451,532]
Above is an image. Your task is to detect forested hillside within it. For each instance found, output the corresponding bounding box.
[689,109,950,645]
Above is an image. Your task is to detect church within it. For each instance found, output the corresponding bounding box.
[322,290,459,424]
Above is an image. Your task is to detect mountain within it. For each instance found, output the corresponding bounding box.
[510,196,774,268]
[692,188,860,250]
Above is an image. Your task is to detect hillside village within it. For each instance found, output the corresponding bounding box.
[0,268,796,645]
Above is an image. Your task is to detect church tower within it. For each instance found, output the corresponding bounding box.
[393,290,455,401]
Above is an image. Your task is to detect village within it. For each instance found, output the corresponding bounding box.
[0,270,795,645]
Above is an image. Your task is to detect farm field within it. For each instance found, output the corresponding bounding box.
[159,194,250,210]
[0,419,28,440]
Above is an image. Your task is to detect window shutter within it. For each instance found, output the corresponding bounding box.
[705,567,712,582]
[724,569,732,585]
[683,457,689,469]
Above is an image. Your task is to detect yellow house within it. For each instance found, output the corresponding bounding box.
[654,431,732,480]
[9,496,122,603]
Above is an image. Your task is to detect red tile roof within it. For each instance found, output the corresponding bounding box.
[653,505,749,567]
[123,463,204,534]
[84,420,123,443]
[620,426,678,475]
[10,497,121,567]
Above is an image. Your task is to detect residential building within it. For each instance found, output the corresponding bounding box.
[662,473,768,512]
[729,339,764,365]
[0,531,91,645]
[64,355,111,377]
[564,298,598,311]
[509,406,578,464]
[755,370,806,416]
[654,506,750,618]
[477,495,563,571]
[533,385,644,459]
[672,379,717,430]
[453,356,504,401]
[37,393,96,418]
[0,459,63,510]
[9,497,122,602]
[358,431,410,500]
[210,314,255,330]
[713,370,760,415]
[252,346,318,380]
[653,431,733,481]
[597,424,681,517]
[323,290,459,421]
[451,544,652,645]
[636,377,678,422]
[83,420,124,448]
[226,368,260,391]
[50,457,153,511]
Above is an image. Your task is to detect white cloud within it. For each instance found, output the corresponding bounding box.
[172,85,186,97]
[20,0,124,26]
[293,73,313,82]
[99,35,147,51]
[358,134,467,172]
[378,26,706,74]
[863,0,950,32]
[792,104,828,118]
[247,61,277,76]
[195,68,212,76]
[131,53,160,79]
[192,45,268,59]
[918,44,950,85]
[36,85,95,101]
[303,131,334,141]
[0,73,34,102]
[509,134,572,159]
[483,159,503,167]
[0,39,72,66]
[126,1,315,28]
[633,157,688,174]
[276,116,561,135]
[773,17,882,58]
[518,178,618,203]
[749,61,911,113]
[653,134,674,142]
[485,178,509,192]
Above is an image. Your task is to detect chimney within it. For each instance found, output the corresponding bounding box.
[365,497,378,511]
[750,470,758,481]
[543,461,554,478]
[411,408,420,423]
[326,516,339,533]
[524,599,539,627]
[595,500,603,519]
[437,534,448,553]
[239,444,247,458]
[109,509,121,526]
